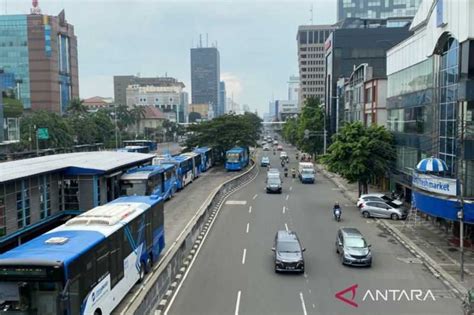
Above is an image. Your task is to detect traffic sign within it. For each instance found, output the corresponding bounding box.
[37,128,49,140]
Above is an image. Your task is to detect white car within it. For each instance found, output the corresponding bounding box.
[356,193,403,207]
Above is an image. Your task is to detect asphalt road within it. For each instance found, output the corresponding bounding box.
[165,144,462,315]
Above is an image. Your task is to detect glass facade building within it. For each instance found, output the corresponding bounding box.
[0,15,31,109]
[337,0,422,21]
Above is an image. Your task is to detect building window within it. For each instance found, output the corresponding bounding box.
[439,37,459,174]
[39,175,51,220]
[16,180,30,229]
[63,178,79,211]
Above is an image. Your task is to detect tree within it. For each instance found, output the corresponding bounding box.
[321,122,395,196]
[185,113,262,162]
[130,105,146,135]
[282,116,299,146]
[20,111,73,149]
[297,97,325,156]
[115,105,135,131]
[67,98,87,115]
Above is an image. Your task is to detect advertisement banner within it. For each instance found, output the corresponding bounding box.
[412,172,457,196]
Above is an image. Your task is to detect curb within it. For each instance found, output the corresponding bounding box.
[316,163,468,301]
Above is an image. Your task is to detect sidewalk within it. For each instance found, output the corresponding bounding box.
[315,163,474,300]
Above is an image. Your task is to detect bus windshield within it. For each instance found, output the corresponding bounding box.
[121,180,147,196]
[0,281,63,313]
[227,153,240,163]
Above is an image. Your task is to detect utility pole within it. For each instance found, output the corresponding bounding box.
[458,101,466,281]
[114,103,118,149]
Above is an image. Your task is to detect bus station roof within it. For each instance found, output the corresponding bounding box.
[0,151,155,183]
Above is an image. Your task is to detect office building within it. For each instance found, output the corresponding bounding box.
[288,75,300,102]
[325,18,412,136]
[297,25,335,106]
[190,47,220,117]
[386,0,474,224]
[0,70,20,145]
[126,83,187,123]
[219,81,226,116]
[0,8,78,113]
[115,76,187,123]
[337,0,422,21]
[276,100,298,121]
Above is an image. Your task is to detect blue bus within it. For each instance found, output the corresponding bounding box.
[180,152,202,179]
[117,145,150,153]
[123,140,157,152]
[194,147,213,172]
[225,146,249,171]
[120,164,178,200]
[0,196,164,315]
[152,155,194,189]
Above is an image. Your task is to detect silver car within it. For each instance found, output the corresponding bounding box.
[359,201,407,220]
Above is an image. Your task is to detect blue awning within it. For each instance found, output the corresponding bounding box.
[413,191,474,223]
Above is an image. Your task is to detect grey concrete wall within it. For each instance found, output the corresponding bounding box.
[78,177,94,211]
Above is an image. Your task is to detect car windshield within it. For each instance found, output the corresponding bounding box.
[268,178,280,185]
[277,241,300,252]
[0,281,62,313]
[226,152,240,162]
[345,237,367,248]
[302,169,314,174]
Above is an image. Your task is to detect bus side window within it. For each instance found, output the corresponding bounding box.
[69,276,81,315]
[95,240,109,283]
[109,230,124,288]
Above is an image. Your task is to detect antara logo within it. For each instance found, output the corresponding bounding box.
[335,284,436,308]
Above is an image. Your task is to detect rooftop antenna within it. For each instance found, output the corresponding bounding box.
[206,33,208,47]
[199,34,202,48]
[310,4,313,24]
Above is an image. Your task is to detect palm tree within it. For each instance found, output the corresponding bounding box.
[67,98,87,115]
[131,105,146,136]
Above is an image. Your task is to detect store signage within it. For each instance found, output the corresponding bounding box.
[412,172,457,196]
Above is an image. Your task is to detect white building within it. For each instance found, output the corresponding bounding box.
[126,85,188,123]
[276,100,298,121]
[288,75,300,103]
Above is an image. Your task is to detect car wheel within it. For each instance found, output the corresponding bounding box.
[336,246,339,254]
[362,211,370,218]
[145,256,153,274]
[274,265,278,273]
[391,213,399,220]
[340,253,344,265]
[138,262,145,283]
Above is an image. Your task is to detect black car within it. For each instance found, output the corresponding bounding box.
[266,176,282,193]
[272,230,305,273]
[335,227,372,267]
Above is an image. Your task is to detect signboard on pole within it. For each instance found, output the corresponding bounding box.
[37,128,49,140]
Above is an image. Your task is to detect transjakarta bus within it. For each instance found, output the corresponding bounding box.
[193,147,213,172]
[120,164,178,200]
[180,152,202,179]
[116,145,150,153]
[0,196,164,315]
[225,146,249,171]
[123,140,157,152]
[153,155,193,189]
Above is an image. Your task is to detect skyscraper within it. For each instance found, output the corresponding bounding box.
[219,81,226,116]
[0,7,78,113]
[337,0,421,21]
[297,25,335,106]
[190,46,220,118]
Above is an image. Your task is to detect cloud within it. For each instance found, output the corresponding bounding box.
[221,72,243,101]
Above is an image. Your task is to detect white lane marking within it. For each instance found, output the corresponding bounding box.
[300,292,308,315]
[235,290,242,315]
[285,223,289,231]
[226,200,247,205]
[246,223,250,233]
[286,194,289,201]
[309,289,311,294]
[242,248,247,264]
[252,194,258,200]
[249,206,252,213]
[312,304,316,309]
[282,206,286,214]
[290,186,293,191]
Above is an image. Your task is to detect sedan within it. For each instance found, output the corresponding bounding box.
[277,145,283,151]
[263,145,270,151]
[261,156,270,167]
[357,193,403,207]
[359,201,408,220]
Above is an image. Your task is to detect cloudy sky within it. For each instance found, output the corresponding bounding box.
[4,0,336,115]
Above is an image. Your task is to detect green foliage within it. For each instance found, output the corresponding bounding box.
[3,97,23,117]
[281,97,325,156]
[67,98,87,114]
[20,111,74,149]
[185,112,262,161]
[321,121,395,194]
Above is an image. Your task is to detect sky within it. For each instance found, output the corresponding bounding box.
[3,0,337,115]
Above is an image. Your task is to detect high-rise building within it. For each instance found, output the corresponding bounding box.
[190,47,220,117]
[325,18,412,136]
[0,8,78,113]
[297,25,335,107]
[219,81,226,116]
[114,75,187,123]
[337,0,421,21]
[287,75,300,102]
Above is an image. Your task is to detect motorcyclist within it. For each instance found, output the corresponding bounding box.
[333,202,341,218]
[281,160,285,168]
[291,168,296,178]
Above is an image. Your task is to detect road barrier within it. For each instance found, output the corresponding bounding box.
[114,159,258,315]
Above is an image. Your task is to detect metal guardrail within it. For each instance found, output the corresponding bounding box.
[114,159,258,315]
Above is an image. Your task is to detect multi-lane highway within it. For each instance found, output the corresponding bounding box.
[165,143,461,315]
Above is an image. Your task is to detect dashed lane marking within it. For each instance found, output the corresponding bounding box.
[226,200,247,205]
[252,194,258,200]
[285,223,289,231]
[286,194,289,201]
[283,206,286,214]
[235,290,241,315]
[300,292,308,315]
[246,223,249,234]
[242,249,247,265]
[249,206,252,213]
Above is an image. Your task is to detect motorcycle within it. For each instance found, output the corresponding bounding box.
[291,169,296,178]
[334,208,341,222]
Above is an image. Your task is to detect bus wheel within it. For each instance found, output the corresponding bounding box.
[138,262,145,283]
[94,309,102,315]
[145,256,153,274]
